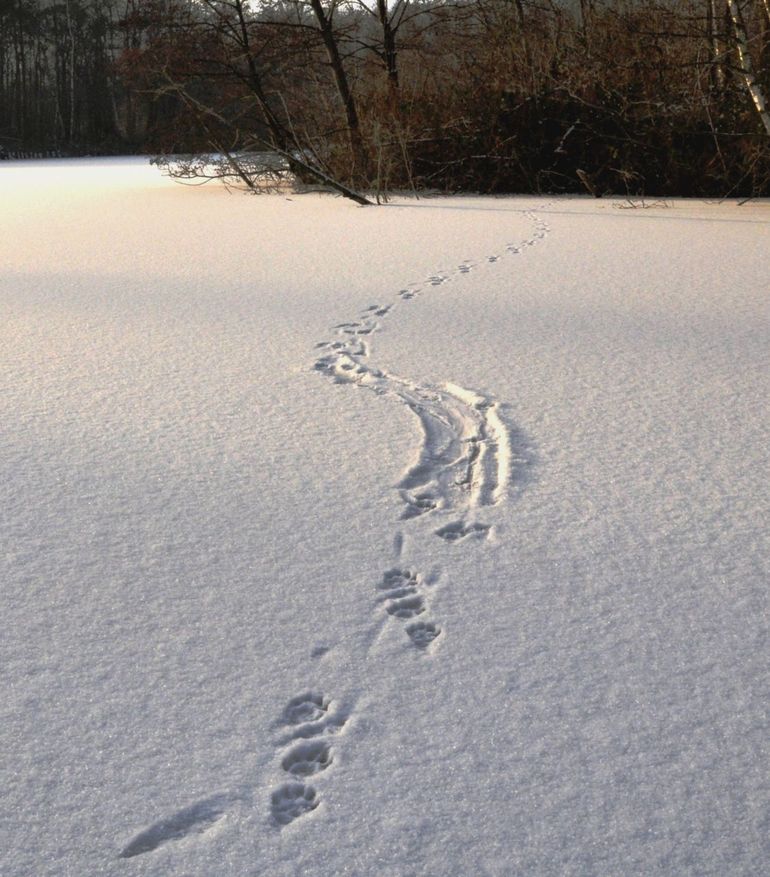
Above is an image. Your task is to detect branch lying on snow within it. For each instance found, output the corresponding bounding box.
[151,153,293,193]
[158,72,374,206]
[613,198,671,209]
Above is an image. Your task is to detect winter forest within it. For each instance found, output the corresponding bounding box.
[2,0,770,196]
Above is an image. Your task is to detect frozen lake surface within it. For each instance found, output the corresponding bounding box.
[1,158,769,875]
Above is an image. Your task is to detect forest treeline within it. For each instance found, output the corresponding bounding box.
[2,0,770,196]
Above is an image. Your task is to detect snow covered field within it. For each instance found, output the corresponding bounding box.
[2,158,769,876]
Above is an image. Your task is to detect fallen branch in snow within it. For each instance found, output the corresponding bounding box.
[613,198,672,209]
[157,73,374,206]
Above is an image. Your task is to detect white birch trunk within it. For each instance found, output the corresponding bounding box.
[728,0,770,135]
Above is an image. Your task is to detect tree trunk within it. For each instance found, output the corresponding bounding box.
[727,0,770,135]
[13,0,26,140]
[308,0,369,184]
[759,0,770,73]
[513,0,536,92]
[578,0,593,50]
[65,0,76,143]
[707,0,726,91]
[229,0,292,152]
[376,0,399,92]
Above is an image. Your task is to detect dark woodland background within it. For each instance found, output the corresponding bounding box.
[2,0,770,196]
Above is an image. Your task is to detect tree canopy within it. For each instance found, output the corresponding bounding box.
[2,0,770,196]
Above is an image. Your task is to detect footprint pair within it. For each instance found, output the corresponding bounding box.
[377,568,441,649]
[270,692,346,826]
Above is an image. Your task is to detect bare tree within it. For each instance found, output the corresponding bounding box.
[306,0,369,181]
[3,0,768,198]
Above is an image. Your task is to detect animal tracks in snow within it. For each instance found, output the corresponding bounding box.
[270,692,350,826]
[314,359,515,524]
[376,567,442,650]
[312,206,549,668]
[386,592,425,618]
[378,567,419,591]
[282,691,330,726]
[435,520,491,543]
[114,206,548,856]
[117,693,350,856]
[406,621,442,649]
[313,207,547,528]
[276,692,348,744]
[271,783,319,826]
[281,740,333,776]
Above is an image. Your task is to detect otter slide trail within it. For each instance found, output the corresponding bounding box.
[313,209,549,534]
[3,159,769,877]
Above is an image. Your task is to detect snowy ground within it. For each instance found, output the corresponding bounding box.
[2,158,769,876]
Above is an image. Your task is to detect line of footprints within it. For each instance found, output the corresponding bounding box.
[269,569,439,826]
[266,214,554,832]
[272,211,551,829]
[270,692,347,826]
[397,213,549,300]
[378,567,441,649]
[118,210,551,855]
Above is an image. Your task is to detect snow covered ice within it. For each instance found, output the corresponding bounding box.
[1,158,769,875]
